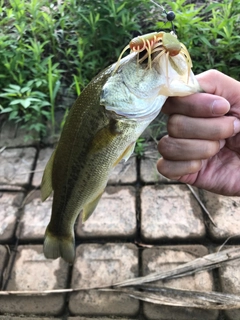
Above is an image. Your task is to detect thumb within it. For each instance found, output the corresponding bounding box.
[197,70,240,109]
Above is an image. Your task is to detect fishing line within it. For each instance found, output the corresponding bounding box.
[149,0,176,34]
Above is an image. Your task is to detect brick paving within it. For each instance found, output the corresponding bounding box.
[218,246,240,320]
[142,245,218,320]
[0,126,240,320]
[69,243,139,316]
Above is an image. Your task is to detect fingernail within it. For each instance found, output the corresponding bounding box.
[219,139,226,149]
[234,118,240,134]
[212,99,230,115]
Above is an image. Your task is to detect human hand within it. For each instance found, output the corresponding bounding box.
[157,70,240,196]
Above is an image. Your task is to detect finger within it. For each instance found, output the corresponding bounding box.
[197,70,240,108]
[157,158,202,180]
[158,136,222,161]
[167,115,240,140]
[226,132,240,153]
[162,93,230,117]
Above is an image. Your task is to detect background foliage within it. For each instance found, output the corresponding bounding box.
[0,0,240,138]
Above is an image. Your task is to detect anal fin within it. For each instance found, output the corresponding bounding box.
[82,190,104,222]
[113,142,135,167]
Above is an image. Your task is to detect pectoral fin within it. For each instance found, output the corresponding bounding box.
[82,190,104,222]
[113,142,135,167]
[41,150,56,202]
[90,120,121,155]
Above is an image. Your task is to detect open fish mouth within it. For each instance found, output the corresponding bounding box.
[100,39,200,122]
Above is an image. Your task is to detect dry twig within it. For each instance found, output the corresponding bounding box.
[1,247,240,310]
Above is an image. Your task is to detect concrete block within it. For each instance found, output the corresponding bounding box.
[202,190,240,240]
[141,185,206,241]
[140,142,169,183]
[0,192,24,242]
[67,318,133,320]
[32,148,54,187]
[76,186,136,239]
[0,318,60,320]
[0,245,69,315]
[0,121,37,147]
[142,245,218,320]
[218,246,240,320]
[0,245,9,288]
[108,157,136,184]
[17,190,52,241]
[69,243,139,316]
[0,148,36,186]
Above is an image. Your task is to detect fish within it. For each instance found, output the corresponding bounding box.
[41,31,200,263]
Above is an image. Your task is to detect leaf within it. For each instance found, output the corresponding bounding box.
[205,2,223,12]
[116,2,126,13]
[52,80,61,100]
[30,105,41,112]
[40,101,51,107]
[9,99,31,109]
[21,99,32,108]
[115,287,240,310]
[20,86,30,94]
[9,99,25,105]
[41,110,51,119]
[0,107,13,113]
[115,247,240,287]
[0,89,18,95]
[36,80,42,87]
[199,36,213,48]
[27,97,42,102]
[9,84,21,91]
[9,110,18,120]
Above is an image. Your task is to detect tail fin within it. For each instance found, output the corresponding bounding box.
[43,228,75,264]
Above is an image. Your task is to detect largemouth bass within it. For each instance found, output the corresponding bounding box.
[41,32,200,263]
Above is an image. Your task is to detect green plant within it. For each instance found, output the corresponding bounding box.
[148,114,168,143]
[1,0,240,140]
[0,81,51,137]
[47,57,61,135]
[134,137,148,159]
[0,0,158,138]
[165,0,240,78]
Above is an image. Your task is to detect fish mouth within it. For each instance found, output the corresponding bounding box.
[104,94,167,122]
[100,43,199,122]
[100,53,168,122]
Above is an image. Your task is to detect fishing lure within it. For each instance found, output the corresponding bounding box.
[114,2,192,80]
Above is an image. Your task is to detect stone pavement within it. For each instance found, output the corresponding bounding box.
[1,128,240,320]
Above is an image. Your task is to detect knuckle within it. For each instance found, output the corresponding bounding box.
[211,118,233,139]
[206,69,222,79]
[203,142,219,158]
[158,136,175,158]
[157,159,175,178]
[156,159,168,177]
[167,114,185,137]
[189,160,202,172]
